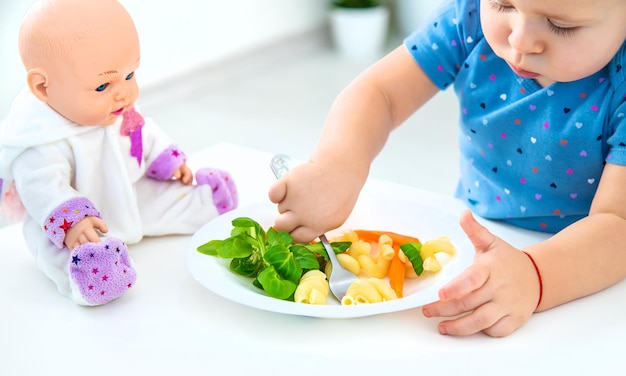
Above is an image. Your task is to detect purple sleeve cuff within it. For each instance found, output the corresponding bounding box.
[43,197,102,249]
[146,144,187,180]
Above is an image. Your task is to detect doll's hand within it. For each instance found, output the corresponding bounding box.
[268,160,361,243]
[421,210,540,337]
[64,216,109,251]
[173,162,193,185]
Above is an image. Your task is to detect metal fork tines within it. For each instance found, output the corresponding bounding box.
[319,234,358,301]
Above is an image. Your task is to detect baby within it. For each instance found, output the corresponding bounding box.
[0,0,238,305]
[270,0,626,336]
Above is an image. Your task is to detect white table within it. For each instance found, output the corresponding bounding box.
[1,143,624,375]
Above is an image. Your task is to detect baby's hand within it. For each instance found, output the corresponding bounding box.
[64,216,109,251]
[421,211,540,337]
[173,162,193,185]
[268,161,361,243]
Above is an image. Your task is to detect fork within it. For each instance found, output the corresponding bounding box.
[270,154,358,302]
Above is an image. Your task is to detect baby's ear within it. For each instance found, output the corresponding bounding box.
[26,68,49,102]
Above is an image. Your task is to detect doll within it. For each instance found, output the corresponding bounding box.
[0,0,238,305]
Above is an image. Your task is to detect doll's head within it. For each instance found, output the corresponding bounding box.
[18,0,140,126]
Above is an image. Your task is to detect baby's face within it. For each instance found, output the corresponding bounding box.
[44,19,140,126]
[481,0,626,86]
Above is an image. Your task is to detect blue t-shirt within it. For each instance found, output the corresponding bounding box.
[404,0,626,233]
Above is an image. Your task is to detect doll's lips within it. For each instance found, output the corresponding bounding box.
[508,63,539,79]
[113,107,125,116]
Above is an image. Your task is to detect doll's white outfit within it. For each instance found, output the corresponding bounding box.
[0,88,238,305]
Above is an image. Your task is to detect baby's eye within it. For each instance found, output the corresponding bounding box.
[489,0,513,12]
[125,72,134,80]
[95,83,109,92]
[548,22,578,37]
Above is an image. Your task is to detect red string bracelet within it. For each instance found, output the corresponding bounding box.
[522,251,543,309]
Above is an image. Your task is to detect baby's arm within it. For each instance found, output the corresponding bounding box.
[269,45,439,242]
[423,163,626,337]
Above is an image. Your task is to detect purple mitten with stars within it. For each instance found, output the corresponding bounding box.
[68,238,137,306]
[196,168,238,215]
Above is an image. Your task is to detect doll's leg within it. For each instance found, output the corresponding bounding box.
[23,219,74,298]
[68,238,136,305]
[195,168,238,214]
[23,219,136,305]
[135,174,234,236]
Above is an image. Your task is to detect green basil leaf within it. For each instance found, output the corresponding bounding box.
[218,237,253,258]
[303,241,352,260]
[267,227,293,248]
[229,254,263,277]
[257,266,297,300]
[332,241,352,253]
[196,239,222,256]
[264,244,302,283]
[290,245,320,270]
[401,242,424,276]
[231,217,265,240]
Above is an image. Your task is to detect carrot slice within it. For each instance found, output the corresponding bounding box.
[353,230,421,298]
[388,249,406,298]
[353,230,421,248]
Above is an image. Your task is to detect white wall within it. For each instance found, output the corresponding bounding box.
[0,0,328,117]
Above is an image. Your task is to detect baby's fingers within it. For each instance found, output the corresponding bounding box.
[422,265,489,317]
[459,210,497,254]
[438,264,489,301]
[435,301,507,337]
[268,179,287,204]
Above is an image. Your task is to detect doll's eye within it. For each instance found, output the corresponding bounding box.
[125,72,134,80]
[95,83,109,92]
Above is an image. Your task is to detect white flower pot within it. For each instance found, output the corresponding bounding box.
[395,0,445,36]
[329,6,390,60]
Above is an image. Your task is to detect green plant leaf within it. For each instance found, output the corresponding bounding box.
[401,242,424,276]
[231,217,265,241]
[217,236,253,258]
[305,241,352,260]
[264,244,302,283]
[229,254,262,277]
[196,239,222,256]
[257,266,297,300]
[290,245,320,270]
[267,226,293,248]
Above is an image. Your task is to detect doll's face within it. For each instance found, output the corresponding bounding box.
[20,0,140,126]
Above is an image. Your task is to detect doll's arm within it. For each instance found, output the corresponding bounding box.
[12,143,106,248]
[61,211,108,250]
[145,144,188,181]
[43,197,104,249]
[138,114,189,181]
[172,162,193,185]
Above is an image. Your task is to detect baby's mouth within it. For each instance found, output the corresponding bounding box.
[508,63,539,79]
[113,107,125,116]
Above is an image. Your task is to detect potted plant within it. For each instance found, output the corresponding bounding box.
[329,0,390,60]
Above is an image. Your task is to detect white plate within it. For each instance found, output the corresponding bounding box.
[186,184,473,318]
